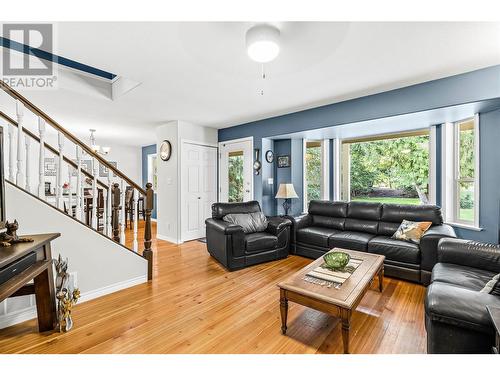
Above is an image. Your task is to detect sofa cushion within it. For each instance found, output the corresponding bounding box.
[223,212,268,234]
[344,218,379,234]
[392,220,432,244]
[431,263,497,291]
[381,203,443,225]
[311,215,345,230]
[329,231,376,251]
[245,232,278,253]
[212,200,261,219]
[425,282,499,333]
[309,200,347,218]
[368,236,420,264]
[347,201,382,220]
[296,226,339,248]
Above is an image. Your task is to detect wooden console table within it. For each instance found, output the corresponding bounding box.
[0,233,60,332]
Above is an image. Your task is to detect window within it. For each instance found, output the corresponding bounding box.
[304,140,329,208]
[228,150,244,202]
[340,131,430,205]
[453,117,479,226]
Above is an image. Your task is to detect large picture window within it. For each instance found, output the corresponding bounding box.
[341,131,430,205]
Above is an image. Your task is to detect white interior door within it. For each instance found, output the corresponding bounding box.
[181,142,218,241]
[219,138,253,203]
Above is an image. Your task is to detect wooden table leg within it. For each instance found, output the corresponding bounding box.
[340,308,351,354]
[33,266,56,332]
[378,265,384,292]
[280,289,288,335]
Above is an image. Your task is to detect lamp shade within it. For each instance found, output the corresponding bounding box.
[275,183,298,199]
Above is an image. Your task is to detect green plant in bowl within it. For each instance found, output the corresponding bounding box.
[323,251,350,271]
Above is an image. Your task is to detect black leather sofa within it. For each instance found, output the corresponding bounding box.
[425,238,500,353]
[291,200,456,284]
[205,201,292,271]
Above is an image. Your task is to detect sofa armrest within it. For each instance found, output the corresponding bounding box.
[205,218,244,235]
[292,214,312,231]
[205,218,245,266]
[437,238,500,273]
[419,224,457,272]
[266,216,292,236]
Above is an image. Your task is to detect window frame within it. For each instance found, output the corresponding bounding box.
[303,139,329,211]
[450,115,480,228]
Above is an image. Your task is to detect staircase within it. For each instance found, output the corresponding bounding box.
[0,80,154,280]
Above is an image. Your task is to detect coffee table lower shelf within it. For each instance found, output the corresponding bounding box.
[278,249,385,354]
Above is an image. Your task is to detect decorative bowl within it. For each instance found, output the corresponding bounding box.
[323,251,350,270]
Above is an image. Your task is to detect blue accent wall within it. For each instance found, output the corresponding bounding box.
[141,144,157,219]
[218,65,500,243]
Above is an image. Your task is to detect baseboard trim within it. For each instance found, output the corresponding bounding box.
[0,306,37,330]
[157,233,183,244]
[79,275,148,303]
[0,275,147,329]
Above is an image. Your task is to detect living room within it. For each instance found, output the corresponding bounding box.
[1,1,500,374]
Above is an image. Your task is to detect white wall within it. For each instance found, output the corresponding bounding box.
[0,183,148,329]
[0,121,143,196]
[156,121,217,243]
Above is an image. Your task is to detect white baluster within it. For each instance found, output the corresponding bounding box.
[92,158,98,230]
[133,188,138,252]
[106,170,112,237]
[16,101,25,186]
[56,132,64,210]
[75,146,83,221]
[67,166,73,217]
[38,118,46,199]
[25,136,31,192]
[8,124,14,182]
[120,179,126,245]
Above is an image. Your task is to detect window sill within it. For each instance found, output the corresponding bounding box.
[446,222,483,232]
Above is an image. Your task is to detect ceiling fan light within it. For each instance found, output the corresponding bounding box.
[246,24,280,63]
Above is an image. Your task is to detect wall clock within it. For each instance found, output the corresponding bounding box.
[160,140,172,161]
[265,150,274,163]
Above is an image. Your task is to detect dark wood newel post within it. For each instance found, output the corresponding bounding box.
[143,182,154,280]
[112,183,121,242]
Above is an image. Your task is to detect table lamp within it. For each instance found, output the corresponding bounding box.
[275,183,298,216]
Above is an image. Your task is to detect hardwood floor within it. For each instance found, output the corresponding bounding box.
[0,221,427,354]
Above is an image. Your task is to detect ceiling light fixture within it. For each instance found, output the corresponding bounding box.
[89,129,111,156]
[246,24,280,63]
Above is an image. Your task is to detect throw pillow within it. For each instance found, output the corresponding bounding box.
[223,212,268,234]
[480,273,500,294]
[392,220,432,244]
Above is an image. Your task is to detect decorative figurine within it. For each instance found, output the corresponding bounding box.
[53,255,80,333]
[0,220,34,247]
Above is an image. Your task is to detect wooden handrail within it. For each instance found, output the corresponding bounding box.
[0,110,109,190]
[0,81,146,195]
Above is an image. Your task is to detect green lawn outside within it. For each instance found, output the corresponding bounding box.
[351,196,421,205]
[459,209,474,222]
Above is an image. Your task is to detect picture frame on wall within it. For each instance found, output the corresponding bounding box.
[44,158,57,176]
[99,161,118,177]
[277,155,290,168]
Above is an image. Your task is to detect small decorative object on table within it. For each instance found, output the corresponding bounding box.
[54,255,80,333]
[0,220,34,247]
[303,251,362,288]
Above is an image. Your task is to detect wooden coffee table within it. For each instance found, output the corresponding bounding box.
[278,248,385,354]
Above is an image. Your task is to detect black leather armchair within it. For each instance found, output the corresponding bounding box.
[425,238,500,353]
[205,201,291,271]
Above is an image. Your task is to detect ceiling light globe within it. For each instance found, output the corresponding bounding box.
[246,24,280,63]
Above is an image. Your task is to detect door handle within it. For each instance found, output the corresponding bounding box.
[198,197,201,199]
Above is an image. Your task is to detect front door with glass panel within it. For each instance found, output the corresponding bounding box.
[219,139,253,203]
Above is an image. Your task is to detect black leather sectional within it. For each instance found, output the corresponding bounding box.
[205,201,291,271]
[425,238,500,353]
[291,200,456,284]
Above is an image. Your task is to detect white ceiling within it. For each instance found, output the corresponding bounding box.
[2,22,500,146]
